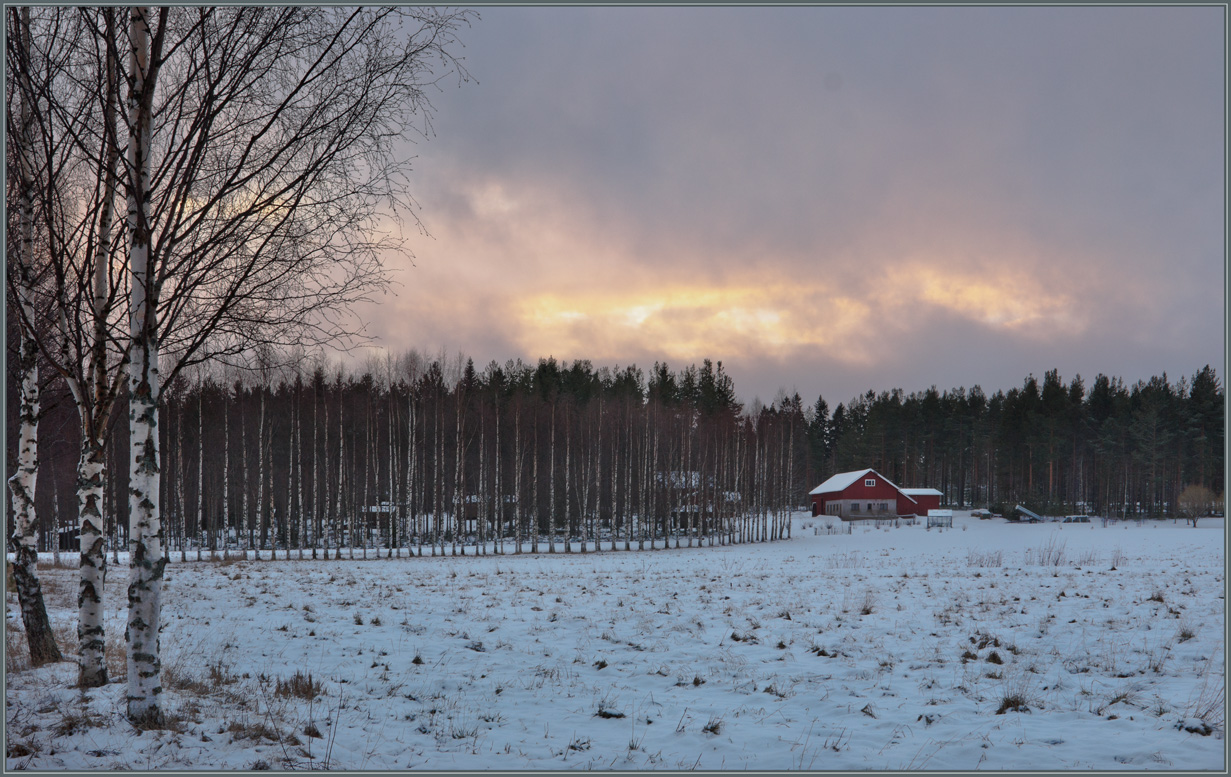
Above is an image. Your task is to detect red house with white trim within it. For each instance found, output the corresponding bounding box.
[809,468,942,519]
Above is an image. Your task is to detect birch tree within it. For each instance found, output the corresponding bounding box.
[5,10,62,663]
[6,5,128,684]
[113,6,476,722]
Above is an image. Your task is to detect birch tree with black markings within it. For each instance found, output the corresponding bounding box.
[112,5,474,722]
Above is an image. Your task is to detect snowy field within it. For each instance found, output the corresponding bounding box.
[5,512,1226,771]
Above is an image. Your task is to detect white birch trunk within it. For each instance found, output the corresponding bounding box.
[563,412,571,553]
[240,394,249,560]
[411,386,421,554]
[178,407,187,562]
[125,5,166,724]
[256,388,266,559]
[336,392,344,559]
[531,421,539,554]
[296,389,305,559]
[311,385,319,559]
[621,411,630,551]
[493,397,502,554]
[221,387,229,560]
[548,405,556,554]
[8,288,64,668]
[390,394,399,557]
[593,403,602,552]
[478,409,486,555]
[75,436,107,680]
[8,2,65,672]
[361,405,370,559]
[513,408,523,554]
[433,401,441,556]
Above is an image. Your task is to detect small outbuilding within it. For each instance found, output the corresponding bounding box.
[901,488,943,516]
[809,468,943,520]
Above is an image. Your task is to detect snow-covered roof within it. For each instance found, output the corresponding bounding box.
[809,469,915,503]
[808,469,873,495]
[901,488,943,497]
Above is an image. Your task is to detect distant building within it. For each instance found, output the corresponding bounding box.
[901,488,943,516]
[808,468,942,519]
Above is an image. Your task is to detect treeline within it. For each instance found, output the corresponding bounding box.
[808,366,1224,517]
[9,354,1223,554]
[19,353,799,557]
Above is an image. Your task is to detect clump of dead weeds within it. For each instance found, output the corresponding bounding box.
[275,670,323,700]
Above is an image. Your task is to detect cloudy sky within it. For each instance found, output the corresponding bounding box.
[357,5,1225,406]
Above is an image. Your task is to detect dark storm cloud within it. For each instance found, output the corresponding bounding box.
[361,5,1224,404]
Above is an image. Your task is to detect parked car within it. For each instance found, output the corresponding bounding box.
[1063,515,1091,523]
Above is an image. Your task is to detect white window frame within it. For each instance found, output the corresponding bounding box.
[865,478,876,487]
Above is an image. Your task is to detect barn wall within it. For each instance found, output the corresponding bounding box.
[909,494,941,514]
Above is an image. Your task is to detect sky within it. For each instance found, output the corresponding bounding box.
[354,6,1225,407]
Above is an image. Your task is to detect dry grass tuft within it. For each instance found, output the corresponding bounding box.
[208,661,239,686]
[131,711,189,733]
[1184,659,1225,735]
[106,636,127,682]
[996,692,1029,714]
[225,719,278,741]
[966,549,1004,568]
[594,699,625,719]
[163,664,213,696]
[858,590,876,616]
[1176,620,1197,643]
[275,670,323,700]
[1109,545,1127,570]
[6,619,30,673]
[1025,535,1067,566]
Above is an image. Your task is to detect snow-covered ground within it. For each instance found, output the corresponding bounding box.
[5,512,1225,770]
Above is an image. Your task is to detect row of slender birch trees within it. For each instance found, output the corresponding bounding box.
[58,353,797,559]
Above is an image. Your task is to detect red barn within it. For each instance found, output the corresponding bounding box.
[808,468,941,519]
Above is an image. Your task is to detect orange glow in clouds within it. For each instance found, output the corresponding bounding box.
[512,263,1085,366]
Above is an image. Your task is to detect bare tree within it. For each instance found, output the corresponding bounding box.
[115,6,474,722]
[5,7,62,664]
[1177,484,1218,528]
[7,5,129,685]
